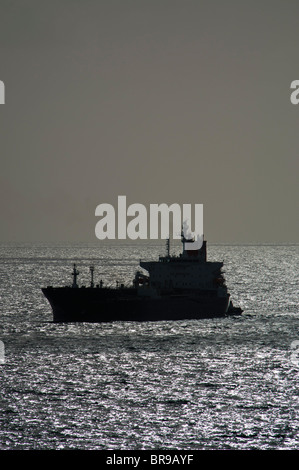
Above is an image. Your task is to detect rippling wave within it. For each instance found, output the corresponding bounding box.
[0,242,298,449]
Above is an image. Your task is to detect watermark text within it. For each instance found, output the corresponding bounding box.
[95,196,203,250]
[0,80,4,104]
[290,80,299,104]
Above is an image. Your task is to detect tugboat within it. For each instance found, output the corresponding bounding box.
[42,234,242,322]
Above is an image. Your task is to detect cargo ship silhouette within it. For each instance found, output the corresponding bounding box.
[42,233,242,322]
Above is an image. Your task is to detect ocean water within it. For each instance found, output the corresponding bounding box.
[0,242,298,450]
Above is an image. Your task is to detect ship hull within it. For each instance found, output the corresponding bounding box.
[42,287,233,323]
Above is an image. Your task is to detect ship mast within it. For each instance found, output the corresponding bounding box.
[181,226,195,252]
[166,238,170,257]
[90,265,94,288]
[72,264,79,288]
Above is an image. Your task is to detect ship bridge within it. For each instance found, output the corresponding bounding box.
[139,238,225,291]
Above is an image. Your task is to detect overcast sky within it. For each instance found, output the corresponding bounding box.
[0,0,298,243]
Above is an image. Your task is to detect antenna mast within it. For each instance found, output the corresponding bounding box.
[166,238,170,257]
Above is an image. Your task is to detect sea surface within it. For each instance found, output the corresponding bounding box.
[0,242,298,450]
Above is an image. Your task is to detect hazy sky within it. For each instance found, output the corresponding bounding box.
[0,0,298,243]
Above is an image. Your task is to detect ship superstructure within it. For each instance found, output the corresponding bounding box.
[138,237,226,295]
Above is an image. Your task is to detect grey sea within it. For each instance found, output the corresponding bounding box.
[0,242,298,450]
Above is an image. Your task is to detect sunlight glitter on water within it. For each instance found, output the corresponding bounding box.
[0,243,298,449]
